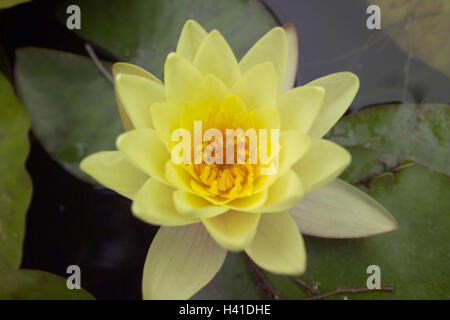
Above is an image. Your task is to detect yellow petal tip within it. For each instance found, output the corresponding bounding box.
[115,132,127,149]
[185,19,199,26]
[282,22,295,30]
[115,73,123,82]
[309,85,325,94]
[166,52,178,61]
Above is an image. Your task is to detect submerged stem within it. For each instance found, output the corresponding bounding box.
[304,286,394,300]
[289,276,320,297]
[85,43,113,83]
[243,253,283,300]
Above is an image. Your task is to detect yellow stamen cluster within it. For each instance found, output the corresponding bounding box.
[183,107,261,200]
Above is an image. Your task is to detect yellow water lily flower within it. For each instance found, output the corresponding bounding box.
[80,20,398,300]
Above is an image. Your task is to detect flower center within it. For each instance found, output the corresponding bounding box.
[184,107,263,200]
[188,138,262,199]
[175,95,279,201]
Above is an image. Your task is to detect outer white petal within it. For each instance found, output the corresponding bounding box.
[291,178,398,238]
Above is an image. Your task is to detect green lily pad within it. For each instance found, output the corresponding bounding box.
[268,164,450,299]
[369,0,450,77]
[0,269,95,299]
[0,71,32,270]
[0,0,31,9]
[328,103,450,183]
[15,48,121,182]
[57,0,278,78]
[16,0,277,182]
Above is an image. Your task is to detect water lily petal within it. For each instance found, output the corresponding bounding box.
[202,210,261,251]
[165,53,203,104]
[292,138,351,193]
[165,161,194,192]
[112,62,162,84]
[277,86,325,133]
[193,30,241,87]
[113,63,163,131]
[114,73,165,129]
[219,95,248,119]
[253,130,309,194]
[193,74,231,108]
[239,27,287,92]
[291,178,398,238]
[132,178,199,226]
[173,190,229,219]
[80,151,147,200]
[142,224,226,300]
[282,23,298,92]
[245,211,306,275]
[226,190,268,211]
[150,102,181,147]
[259,169,303,213]
[252,107,281,130]
[231,62,278,110]
[278,130,311,175]
[253,174,279,195]
[116,128,169,184]
[307,72,359,138]
[176,19,208,62]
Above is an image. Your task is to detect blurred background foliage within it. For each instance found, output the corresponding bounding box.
[0,0,448,299]
[0,0,31,10]
[371,0,450,78]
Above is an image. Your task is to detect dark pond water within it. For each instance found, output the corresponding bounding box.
[2,0,447,299]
